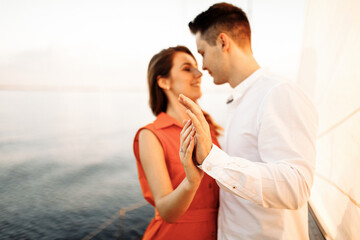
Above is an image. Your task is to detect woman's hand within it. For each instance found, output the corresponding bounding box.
[180,119,204,188]
[179,94,213,165]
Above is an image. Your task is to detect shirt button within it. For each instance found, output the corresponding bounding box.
[206,166,212,171]
[209,183,212,188]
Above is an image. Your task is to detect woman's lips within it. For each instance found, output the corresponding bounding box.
[191,82,201,87]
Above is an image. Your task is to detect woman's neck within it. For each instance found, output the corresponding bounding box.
[166,99,190,126]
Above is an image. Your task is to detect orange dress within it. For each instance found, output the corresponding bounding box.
[133,112,220,240]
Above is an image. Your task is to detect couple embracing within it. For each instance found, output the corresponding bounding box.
[133,3,318,240]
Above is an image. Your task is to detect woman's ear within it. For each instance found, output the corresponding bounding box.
[157,76,170,90]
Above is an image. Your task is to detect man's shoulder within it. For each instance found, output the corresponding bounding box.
[252,71,287,95]
[258,75,316,113]
[253,72,316,109]
[256,71,304,95]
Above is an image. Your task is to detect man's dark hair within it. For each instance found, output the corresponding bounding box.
[189,2,251,47]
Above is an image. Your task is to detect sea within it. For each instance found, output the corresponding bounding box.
[0,89,326,240]
[0,90,156,239]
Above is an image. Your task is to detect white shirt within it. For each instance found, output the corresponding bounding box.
[201,69,318,240]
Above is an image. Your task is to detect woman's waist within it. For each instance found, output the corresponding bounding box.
[154,208,218,223]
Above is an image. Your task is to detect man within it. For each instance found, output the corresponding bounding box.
[178,3,318,240]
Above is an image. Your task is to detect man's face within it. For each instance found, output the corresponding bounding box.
[195,32,229,85]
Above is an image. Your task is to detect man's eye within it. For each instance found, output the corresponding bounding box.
[184,68,191,71]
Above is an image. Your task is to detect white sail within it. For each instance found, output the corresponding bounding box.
[298,0,360,239]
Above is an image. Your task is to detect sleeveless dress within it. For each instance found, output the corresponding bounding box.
[133,112,220,240]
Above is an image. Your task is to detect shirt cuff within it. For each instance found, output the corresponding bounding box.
[199,144,232,180]
[198,144,260,202]
[201,144,220,170]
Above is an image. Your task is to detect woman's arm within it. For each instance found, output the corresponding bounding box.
[138,120,203,223]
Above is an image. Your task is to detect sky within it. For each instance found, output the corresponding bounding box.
[0,0,307,91]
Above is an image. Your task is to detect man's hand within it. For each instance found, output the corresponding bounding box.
[178,94,212,165]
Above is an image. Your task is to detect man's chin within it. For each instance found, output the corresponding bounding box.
[213,79,225,85]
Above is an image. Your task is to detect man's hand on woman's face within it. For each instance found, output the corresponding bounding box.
[178,94,213,165]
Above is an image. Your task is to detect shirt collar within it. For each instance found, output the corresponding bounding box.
[227,68,264,104]
[154,112,183,129]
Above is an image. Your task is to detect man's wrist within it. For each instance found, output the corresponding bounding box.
[198,144,213,166]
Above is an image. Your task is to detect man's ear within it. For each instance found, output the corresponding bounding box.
[218,33,231,52]
[157,76,170,90]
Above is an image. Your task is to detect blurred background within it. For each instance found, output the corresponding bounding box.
[0,0,359,239]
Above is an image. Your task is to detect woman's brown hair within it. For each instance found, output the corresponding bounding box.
[147,45,222,136]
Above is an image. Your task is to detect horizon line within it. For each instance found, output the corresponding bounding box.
[0,84,146,92]
[0,84,231,93]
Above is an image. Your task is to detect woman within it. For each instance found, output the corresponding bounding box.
[133,46,222,239]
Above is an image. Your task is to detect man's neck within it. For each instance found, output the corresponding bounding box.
[228,49,260,88]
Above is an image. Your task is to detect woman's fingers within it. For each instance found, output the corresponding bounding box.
[180,121,193,146]
[186,135,195,156]
[182,128,195,163]
[180,119,191,136]
[182,126,195,151]
[182,129,192,151]
[185,110,212,165]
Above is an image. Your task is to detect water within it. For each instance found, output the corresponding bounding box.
[0,90,325,240]
[0,90,155,239]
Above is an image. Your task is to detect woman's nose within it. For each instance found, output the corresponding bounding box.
[193,68,203,78]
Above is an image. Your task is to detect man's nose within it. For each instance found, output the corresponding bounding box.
[201,58,207,71]
[202,64,207,71]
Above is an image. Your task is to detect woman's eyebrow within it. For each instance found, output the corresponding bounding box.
[180,62,191,67]
[180,62,198,68]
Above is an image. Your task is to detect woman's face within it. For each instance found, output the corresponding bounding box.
[168,52,203,101]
